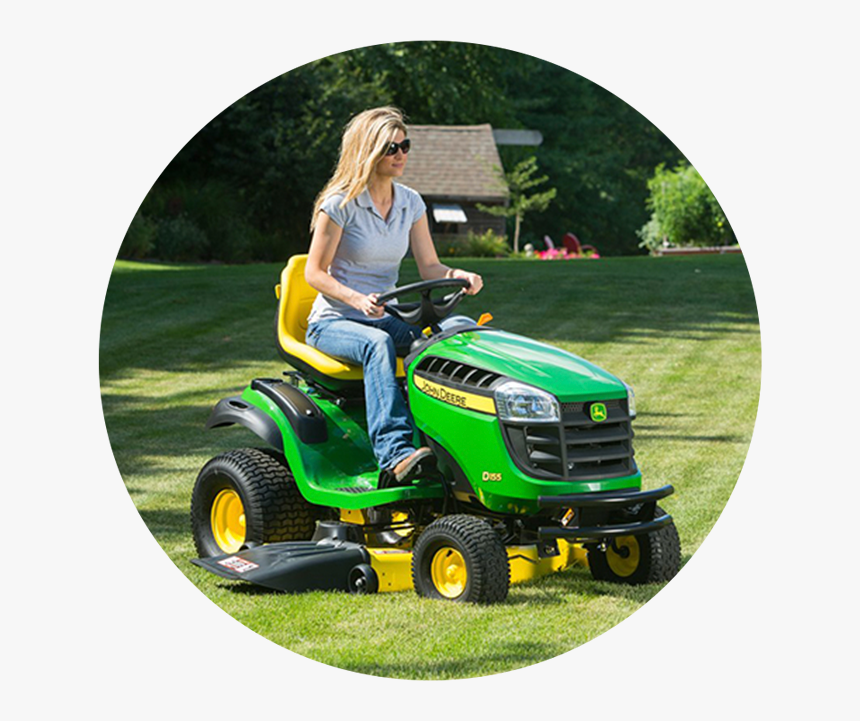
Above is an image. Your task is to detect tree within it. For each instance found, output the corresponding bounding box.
[148,42,523,260]
[478,157,557,253]
[137,41,686,262]
[501,57,684,255]
[636,162,734,253]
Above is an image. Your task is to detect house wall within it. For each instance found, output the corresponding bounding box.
[426,199,507,238]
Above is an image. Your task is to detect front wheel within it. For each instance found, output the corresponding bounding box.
[412,515,510,604]
[191,448,320,558]
[588,506,681,585]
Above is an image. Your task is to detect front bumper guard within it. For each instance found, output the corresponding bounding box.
[536,484,674,542]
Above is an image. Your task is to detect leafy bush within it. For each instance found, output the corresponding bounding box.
[119,211,158,259]
[251,229,297,264]
[637,163,733,253]
[431,230,509,258]
[465,229,509,257]
[142,179,260,262]
[432,234,464,257]
[214,216,262,264]
[155,215,210,261]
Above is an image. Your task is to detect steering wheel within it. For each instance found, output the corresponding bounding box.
[376,278,470,328]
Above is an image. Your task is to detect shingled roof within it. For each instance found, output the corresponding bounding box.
[400,124,507,202]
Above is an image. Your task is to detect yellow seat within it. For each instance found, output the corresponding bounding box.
[275,254,405,388]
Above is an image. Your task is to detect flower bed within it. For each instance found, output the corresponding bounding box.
[536,247,600,260]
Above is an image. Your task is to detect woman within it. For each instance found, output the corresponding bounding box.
[304,107,483,486]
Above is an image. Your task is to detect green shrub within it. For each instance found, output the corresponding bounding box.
[119,211,158,259]
[251,229,300,264]
[155,215,210,261]
[465,229,509,257]
[638,163,733,253]
[142,179,257,261]
[432,230,509,258]
[433,234,465,257]
[213,216,261,264]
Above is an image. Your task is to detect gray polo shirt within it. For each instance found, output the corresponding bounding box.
[308,182,427,324]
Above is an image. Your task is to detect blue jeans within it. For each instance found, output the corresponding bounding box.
[306,314,475,470]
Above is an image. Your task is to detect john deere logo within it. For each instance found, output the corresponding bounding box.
[590,403,607,422]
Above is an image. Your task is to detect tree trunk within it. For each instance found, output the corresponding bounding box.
[513,213,522,254]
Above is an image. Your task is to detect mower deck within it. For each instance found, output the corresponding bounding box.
[192,538,588,595]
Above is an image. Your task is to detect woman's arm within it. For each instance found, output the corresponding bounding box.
[305,211,384,318]
[409,214,484,295]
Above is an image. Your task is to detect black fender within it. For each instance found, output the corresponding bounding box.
[206,396,285,453]
[205,379,328,451]
[250,379,327,444]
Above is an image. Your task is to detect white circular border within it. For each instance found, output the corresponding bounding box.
[6,3,854,718]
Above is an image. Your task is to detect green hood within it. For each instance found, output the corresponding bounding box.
[423,330,627,401]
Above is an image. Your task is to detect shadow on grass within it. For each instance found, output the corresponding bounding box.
[103,393,266,476]
[344,638,561,678]
[506,569,660,606]
[138,508,191,543]
[639,411,703,417]
[100,256,759,382]
[214,582,277,596]
[636,433,747,443]
[201,561,679,611]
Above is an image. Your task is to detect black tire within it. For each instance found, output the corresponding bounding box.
[191,448,320,558]
[412,515,510,604]
[588,506,681,585]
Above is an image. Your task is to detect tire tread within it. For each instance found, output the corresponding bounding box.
[412,514,510,604]
[191,447,319,557]
[588,505,681,585]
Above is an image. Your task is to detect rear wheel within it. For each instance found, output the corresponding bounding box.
[588,506,681,585]
[412,515,509,603]
[191,448,320,558]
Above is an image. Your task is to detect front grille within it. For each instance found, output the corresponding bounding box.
[501,398,635,481]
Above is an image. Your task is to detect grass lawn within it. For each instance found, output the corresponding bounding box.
[100,254,760,679]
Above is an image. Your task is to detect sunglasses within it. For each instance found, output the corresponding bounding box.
[384,138,411,156]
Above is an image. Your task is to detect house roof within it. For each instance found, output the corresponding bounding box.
[400,124,507,202]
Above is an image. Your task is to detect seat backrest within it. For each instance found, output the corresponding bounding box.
[275,254,367,388]
[275,254,405,387]
[276,254,316,344]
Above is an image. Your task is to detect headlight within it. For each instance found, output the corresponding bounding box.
[494,381,560,423]
[624,383,637,418]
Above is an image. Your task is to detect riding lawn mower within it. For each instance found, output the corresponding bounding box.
[190,254,680,603]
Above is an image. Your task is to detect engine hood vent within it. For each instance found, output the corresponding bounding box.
[413,355,503,394]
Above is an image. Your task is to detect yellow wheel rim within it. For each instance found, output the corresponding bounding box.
[211,489,246,553]
[430,547,468,599]
[607,535,641,577]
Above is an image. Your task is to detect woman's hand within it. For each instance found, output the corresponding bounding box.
[450,268,484,295]
[409,215,483,295]
[353,292,385,318]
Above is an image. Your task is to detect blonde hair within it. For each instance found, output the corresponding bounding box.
[310,106,408,231]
